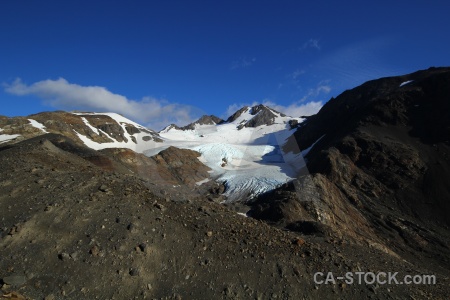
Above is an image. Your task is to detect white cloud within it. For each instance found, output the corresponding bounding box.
[230,57,256,70]
[261,100,323,117]
[4,78,198,130]
[299,81,331,102]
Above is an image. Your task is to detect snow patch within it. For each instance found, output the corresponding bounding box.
[28,119,48,133]
[0,134,21,144]
[195,178,211,186]
[71,112,161,153]
[302,135,325,156]
[73,112,149,130]
[399,80,414,87]
[81,117,100,135]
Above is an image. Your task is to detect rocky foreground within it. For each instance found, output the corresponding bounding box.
[0,134,448,299]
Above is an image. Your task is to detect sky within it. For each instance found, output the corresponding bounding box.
[1,0,450,130]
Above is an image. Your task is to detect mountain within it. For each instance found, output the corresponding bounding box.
[249,67,450,276]
[0,111,163,153]
[225,104,288,129]
[1,105,303,203]
[160,115,224,133]
[155,104,304,201]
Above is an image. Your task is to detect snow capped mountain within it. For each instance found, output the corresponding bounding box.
[1,104,306,202]
[149,104,306,202]
[224,104,288,129]
[71,112,162,153]
[0,111,163,153]
[160,115,224,133]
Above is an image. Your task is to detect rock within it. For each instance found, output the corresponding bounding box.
[70,251,79,261]
[98,184,110,192]
[138,243,147,252]
[89,245,100,256]
[293,238,305,246]
[129,268,140,276]
[2,274,27,286]
[1,292,26,299]
[58,252,70,261]
[154,203,166,211]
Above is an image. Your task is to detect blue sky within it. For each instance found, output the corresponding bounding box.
[1,0,450,129]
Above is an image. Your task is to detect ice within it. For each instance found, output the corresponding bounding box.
[154,111,305,202]
[72,109,307,202]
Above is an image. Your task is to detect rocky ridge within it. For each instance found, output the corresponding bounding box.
[250,67,450,277]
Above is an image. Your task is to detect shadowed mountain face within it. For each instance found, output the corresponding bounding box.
[251,67,450,272]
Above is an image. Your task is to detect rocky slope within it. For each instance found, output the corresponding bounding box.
[250,67,450,279]
[1,134,448,299]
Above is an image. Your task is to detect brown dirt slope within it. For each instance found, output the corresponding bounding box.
[1,135,448,299]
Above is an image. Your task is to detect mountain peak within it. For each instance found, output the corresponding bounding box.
[226,106,251,123]
[181,115,224,130]
[249,104,286,117]
[226,104,290,129]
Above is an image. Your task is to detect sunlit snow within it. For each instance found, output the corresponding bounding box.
[28,119,49,133]
[0,134,21,144]
[72,112,159,153]
[71,108,311,202]
[147,107,306,202]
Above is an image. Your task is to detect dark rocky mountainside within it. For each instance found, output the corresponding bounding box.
[250,67,450,279]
